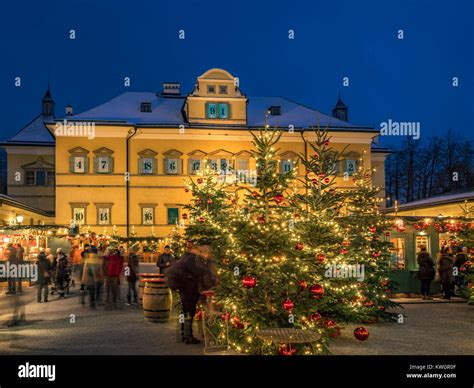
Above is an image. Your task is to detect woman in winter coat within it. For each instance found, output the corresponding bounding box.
[438,247,454,300]
[55,248,70,298]
[417,245,435,300]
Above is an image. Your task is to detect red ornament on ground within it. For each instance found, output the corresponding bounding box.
[295,243,304,251]
[282,298,294,311]
[242,275,256,288]
[309,284,324,297]
[354,326,369,341]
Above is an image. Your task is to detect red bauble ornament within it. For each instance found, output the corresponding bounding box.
[232,316,245,329]
[252,191,259,198]
[198,216,205,223]
[197,178,203,184]
[369,226,377,233]
[378,305,386,311]
[207,198,213,204]
[324,178,330,183]
[397,226,406,233]
[385,232,391,237]
[340,248,348,255]
[221,312,230,321]
[364,301,374,308]
[182,213,188,220]
[309,284,324,297]
[278,344,297,356]
[465,260,472,268]
[354,326,369,341]
[324,140,330,146]
[311,178,318,184]
[257,216,266,224]
[282,298,294,311]
[313,153,320,159]
[308,312,322,321]
[318,173,325,179]
[299,280,308,290]
[242,276,256,288]
[316,253,326,263]
[372,251,381,257]
[194,309,204,321]
[273,193,284,204]
[196,199,202,205]
[295,243,304,251]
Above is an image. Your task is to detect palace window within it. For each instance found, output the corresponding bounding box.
[207,85,216,94]
[140,102,152,113]
[96,204,112,226]
[325,152,340,176]
[219,85,228,94]
[24,169,55,186]
[138,149,158,175]
[343,152,361,176]
[163,149,183,175]
[69,147,90,174]
[279,152,298,175]
[389,237,406,270]
[205,102,230,119]
[70,203,88,225]
[93,148,114,174]
[208,150,234,176]
[140,204,156,225]
[269,105,281,116]
[167,207,179,225]
[25,171,35,185]
[187,150,207,175]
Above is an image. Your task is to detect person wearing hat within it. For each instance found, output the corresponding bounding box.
[156,245,175,274]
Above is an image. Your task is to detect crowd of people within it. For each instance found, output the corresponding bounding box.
[417,245,470,300]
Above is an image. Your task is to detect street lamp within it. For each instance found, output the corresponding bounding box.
[15,214,24,224]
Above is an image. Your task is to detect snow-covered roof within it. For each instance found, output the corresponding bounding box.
[68,92,376,131]
[2,115,54,146]
[386,191,474,212]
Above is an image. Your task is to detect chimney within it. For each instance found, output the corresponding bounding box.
[65,105,73,116]
[162,82,180,96]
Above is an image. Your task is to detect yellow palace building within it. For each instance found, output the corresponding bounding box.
[4,68,390,239]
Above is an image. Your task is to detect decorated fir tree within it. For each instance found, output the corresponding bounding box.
[214,128,336,355]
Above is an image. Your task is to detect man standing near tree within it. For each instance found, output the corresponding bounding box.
[156,245,175,274]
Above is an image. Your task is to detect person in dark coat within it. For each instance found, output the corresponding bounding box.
[6,245,19,294]
[417,245,435,300]
[438,247,454,300]
[454,247,468,293]
[126,249,139,305]
[156,246,175,274]
[176,240,213,345]
[55,248,69,298]
[36,251,52,303]
[16,244,25,293]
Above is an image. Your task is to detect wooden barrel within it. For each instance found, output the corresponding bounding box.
[137,274,164,306]
[143,279,172,323]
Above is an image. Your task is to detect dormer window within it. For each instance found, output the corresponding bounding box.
[140,102,152,113]
[219,85,228,94]
[269,106,281,116]
[207,85,216,94]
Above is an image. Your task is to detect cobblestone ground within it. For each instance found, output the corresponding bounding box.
[0,264,472,355]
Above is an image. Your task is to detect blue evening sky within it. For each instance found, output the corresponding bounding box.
[0,0,472,146]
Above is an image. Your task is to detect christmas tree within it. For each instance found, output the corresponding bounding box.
[339,152,399,322]
[214,128,334,355]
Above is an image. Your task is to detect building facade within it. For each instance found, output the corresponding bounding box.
[46,68,387,238]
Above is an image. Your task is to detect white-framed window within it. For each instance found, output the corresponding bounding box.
[139,157,157,175]
[389,237,406,270]
[164,158,181,175]
[95,156,113,174]
[73,156,87,173]
[189,159,203,175]
[209,158,233,175]
[140,206,155,225]
[73,207,86,225]
[97,207,111,225]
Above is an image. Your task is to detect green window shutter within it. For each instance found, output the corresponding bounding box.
[167,208,179,225]
[109,157,114,174]
[138,158,143,174]
[152,158,158,174]
[179,160,183,174]
[93,157,98,173]
[69,156,75,173]
[84,157,89,173]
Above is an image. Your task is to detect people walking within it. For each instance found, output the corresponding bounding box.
[454,246,468,295]
[417,245,435,300]
[156,245,175,274]
[105,248,122,309]
[36,250,52,303]
[55,248,70,298]
[69,244,83,287]
[438,247,454,300]
[6,244,19,294]
[125,248,139,306]
[81,245,103,309]
[16,243,25,293]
